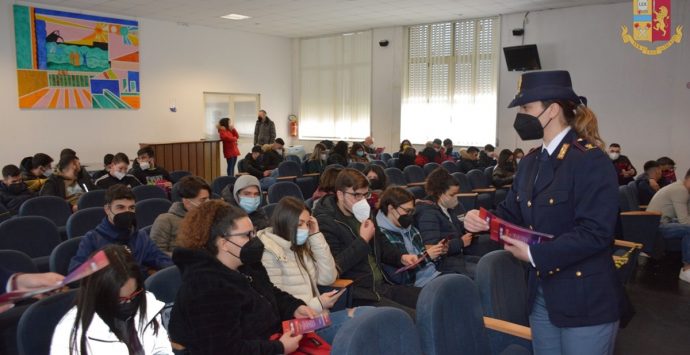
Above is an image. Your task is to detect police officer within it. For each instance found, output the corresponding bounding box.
[464,70,621,354]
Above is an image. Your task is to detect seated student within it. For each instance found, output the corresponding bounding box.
[51,245,172,355]
[41,154,96,211]
[415,146,440,167]
[311,166,343,203]
[398,139,412,154]
[69,185,172,276]
[327,141,349,166]
[241,145,268,179]
[319,139,334,152]
[0,165,35,215]
[151,176,210,256]
[361,136,376,154]
[305,143,328,174]
[478,144,497,169]
[458,146,480,173]
[95,153,142,189]
[258,197,372,343]
[221,174,270,231]
[262,138,286,171]
[20,153,53,192]
[313,168,421,317]
[397,146,417,170]
[169,200,316,354]
[131,147,173,188]
[647,169,690,283]
[657,156,677,187]
[60,148,94,184]
[635,160,662,205]
[513,148,525,166]
[443,138,459,160]
[363,164,388,211]
[431,139,449,161]
[92,153,114,181]
[414,167,476,277]
[492,149,516,188]
[349,143,370,163]
[608,143,637,185]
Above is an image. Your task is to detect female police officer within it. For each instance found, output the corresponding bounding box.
[464,70,621,354]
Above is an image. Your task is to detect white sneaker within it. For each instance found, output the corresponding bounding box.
[679,268,690,284]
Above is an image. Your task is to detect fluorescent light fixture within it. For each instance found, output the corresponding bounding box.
[221,13,251,20]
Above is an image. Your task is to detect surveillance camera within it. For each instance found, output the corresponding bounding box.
[379,40,389,47]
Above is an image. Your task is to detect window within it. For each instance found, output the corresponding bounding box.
[299,31,372,141]
[402,17,500,147]
[203,92,260,139]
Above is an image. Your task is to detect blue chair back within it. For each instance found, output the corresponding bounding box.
[145,265,182,304]
[392,152,400,158]
[262,203,279,219]
[17,290,78,355]
[66,207,105,239]
[77,189,106,210]
[386,158,399,168]
[267,181,303,204]
[277,160,302,177]
[484,166,495,186]
[381,153,392,162]
[169,170,192,183]
[0,216,60,259]
[132,184,167,201]
[332,307,422,355]
[286,155,302,164]
[452,172,474,193]
[296,176,319,200]
[385,168,408,187]
[18,195,72,227]
[441,161,458,173]
[0,202,10,224]
[347,162,367,172]
[416,274,491,355]
[423,162,440,176]
[134,198,172,228]
[618,185,635,212]
[403,165,426,184]
[49,237,84,276]
[371,160,386,168]
[407,186,426,200]
[212,176,236,195]
[467,169,490,189]
[0,250,38,273]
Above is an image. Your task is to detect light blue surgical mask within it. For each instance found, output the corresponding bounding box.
[296,228,309,245]
[239,196,261,213]
[356,150,365,157]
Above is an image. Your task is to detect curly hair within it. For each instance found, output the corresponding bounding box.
[424,167,459,201]
[177,200,247,255]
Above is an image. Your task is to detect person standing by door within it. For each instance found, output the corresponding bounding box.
[218,117,240,176]
[254,109,276,146]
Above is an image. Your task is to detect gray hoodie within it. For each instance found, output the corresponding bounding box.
[150,201,187,255]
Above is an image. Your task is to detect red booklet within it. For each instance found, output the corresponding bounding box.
[479,208,553,246]
[0,250,110,306]
[282,313,332,335]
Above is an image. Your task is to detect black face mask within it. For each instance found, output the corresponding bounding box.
[113,211,136,231]
[445,147,453,154]
[369,178,384,191]
[513,107,552,141]
[115,294,141,321]
[7,183,26,195]
[228,237,265,265]
[397,214,413,229]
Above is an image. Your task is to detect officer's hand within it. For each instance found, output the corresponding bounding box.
[463,210,489,233]
[501,235,530,263]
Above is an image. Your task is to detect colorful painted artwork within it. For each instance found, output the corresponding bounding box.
[13,5,140,109]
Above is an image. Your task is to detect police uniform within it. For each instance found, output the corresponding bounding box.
[497,70,622,354]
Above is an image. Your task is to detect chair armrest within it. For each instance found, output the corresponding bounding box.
[303,173,321,177]
[620,211,661,216]
[276,175,298,181]
[235,172,249,177]
[457,193,479,198]
[483,317,532,341]
[614,239,643,250]
[406,182,426,187]
[331,279,353,288]
[473,188,497,193]
[639,205,648,210]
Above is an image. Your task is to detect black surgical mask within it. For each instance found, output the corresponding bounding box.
[369,178,384,191]
[116,295,141,321]
[397,214,413,229]
[7,183,25,195]
[113,211,136,230]
[513,107,552,141]
[227,237,265,265]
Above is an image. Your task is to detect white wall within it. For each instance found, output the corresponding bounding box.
[0,1,292,172]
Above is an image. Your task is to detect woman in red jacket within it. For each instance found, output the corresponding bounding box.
[218,117,240,176]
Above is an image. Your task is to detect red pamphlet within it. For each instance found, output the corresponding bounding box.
[282,313,332,335]
[479,208,553,246]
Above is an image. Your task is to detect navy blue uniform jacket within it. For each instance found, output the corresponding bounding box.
[495,129,621,327]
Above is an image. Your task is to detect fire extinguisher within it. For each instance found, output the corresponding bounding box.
[288,115,298,137]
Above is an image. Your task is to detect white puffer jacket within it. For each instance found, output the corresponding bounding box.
[258,228,338,312]
[50,291,173,355]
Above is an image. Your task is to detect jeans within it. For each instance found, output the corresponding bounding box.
[226,157,237,176]
[657,222,690,264]
[316,306,375,344]
[529,286,618,355]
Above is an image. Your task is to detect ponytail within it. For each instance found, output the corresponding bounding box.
[572,105,605,149]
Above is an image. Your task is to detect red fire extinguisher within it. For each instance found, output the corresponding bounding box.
[288,115,298,137]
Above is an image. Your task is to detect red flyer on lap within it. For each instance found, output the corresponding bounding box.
[282,313,332,335]
[479,208,554,246]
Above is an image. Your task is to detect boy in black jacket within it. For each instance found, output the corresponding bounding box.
[94,152,141,189]
[0,165,34,215]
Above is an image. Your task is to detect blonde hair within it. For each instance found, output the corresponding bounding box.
[545,100,605,149]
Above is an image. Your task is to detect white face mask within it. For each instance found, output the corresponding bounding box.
[441,194,459,210]
[276,149,283,155]
[113,171,126,180]
[139,162,150,170]
[608,152,620,161]
[320,153,327,161]
[351,198,371,223]
[516,158,521,165]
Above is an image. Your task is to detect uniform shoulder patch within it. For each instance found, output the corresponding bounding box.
[573,138,598,152]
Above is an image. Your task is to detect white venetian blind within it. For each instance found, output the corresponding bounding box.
[402,17,499,147]
[299,31,372,140]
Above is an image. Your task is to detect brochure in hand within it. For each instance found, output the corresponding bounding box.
[0,250,110,306]
[479,208,554,246]
[282,313,332,335]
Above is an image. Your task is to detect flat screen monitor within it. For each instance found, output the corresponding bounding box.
[503,44,541,71]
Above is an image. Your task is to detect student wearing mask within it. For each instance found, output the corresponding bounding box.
[399,139,413,154]
[169,200,316,354]
[0,164,35,215]
[459,146,481,173]
[608,143,636,186]
[92,154,114,181]
[95,153,142,189]
[60,148,94,184]
[221,174,270,231]
[150,176,211,256]
[218,117,240,176]
[492,149,517,188]
[363,164,388,211]
[443,138,459,160]
[254,109,276,146]
[431,139,449,161]
[20,153,53,192]
[51,245,172,355]
[313,168,421,317]
[635,160,662,205]
[513,148,525,167]
[131,147,172,188]
[41,154,96,212]
[478,144,497,168]
[69,185,172,276]
[305,143,328,174]
[657,156,677,187]
[349,143,370,163]
[262,138,286,171]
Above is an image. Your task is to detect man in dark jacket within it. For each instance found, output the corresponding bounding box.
[91,153,114,181]
[262,138,285,171]
[131,146,173,187]
[313,168,420,316]
[40,155,97,211]
[0,165,35,215]
[69,185,172,276]
[635,160,662,205]
[608,143,636,185]
[94,152,142,189]
[254,109,276,146]
[478,144,497,169]
[20,153,53,193]
[459,146,481,173]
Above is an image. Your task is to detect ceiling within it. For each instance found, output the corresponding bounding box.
[27,0,626,38]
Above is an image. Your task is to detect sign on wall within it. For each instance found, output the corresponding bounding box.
[13,5,140,109]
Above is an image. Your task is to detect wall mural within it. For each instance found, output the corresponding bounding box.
[13,5,140,109]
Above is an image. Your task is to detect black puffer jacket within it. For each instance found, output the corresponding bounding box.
[0,182,34,214]
[169,247,304,355]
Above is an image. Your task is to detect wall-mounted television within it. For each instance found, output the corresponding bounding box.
[503,44,541,71]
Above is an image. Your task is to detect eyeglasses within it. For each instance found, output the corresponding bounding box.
[343,190,371,200]
[397,206,415,215]
[225,229,257,240]
[119,288,144,304]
